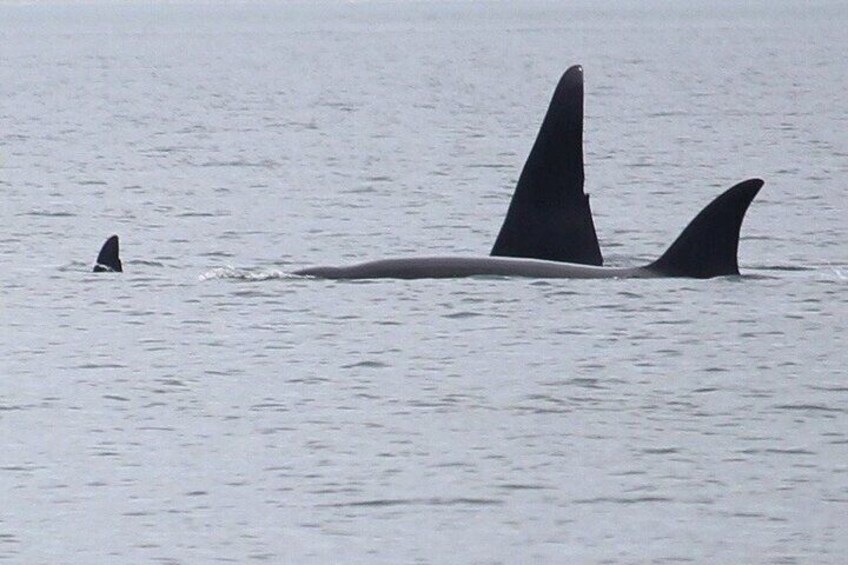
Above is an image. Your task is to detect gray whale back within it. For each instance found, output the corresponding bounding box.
[296,256,647,280]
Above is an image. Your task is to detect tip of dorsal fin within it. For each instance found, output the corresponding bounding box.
[93,235,122,272]
[649,179,763,278]
[491,65,603,266]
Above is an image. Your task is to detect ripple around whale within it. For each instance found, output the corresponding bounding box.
[199,267,300,281]
[323,497,504,508]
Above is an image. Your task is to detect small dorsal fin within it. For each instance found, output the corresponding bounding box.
[93,235,122,272]
[648,179,763,278]
[491,65,603,266]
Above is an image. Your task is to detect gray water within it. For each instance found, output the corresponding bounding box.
[2,1,846,563]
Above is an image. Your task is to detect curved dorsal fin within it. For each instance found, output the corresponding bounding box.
[649,179,763,278]
[93,235,122,272]
[491,65,603,266]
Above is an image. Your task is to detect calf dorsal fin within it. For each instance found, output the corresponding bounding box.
[93,235,122,272]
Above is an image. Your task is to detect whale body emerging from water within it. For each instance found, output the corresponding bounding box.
[93,235,122,272]
[294,179,763,280]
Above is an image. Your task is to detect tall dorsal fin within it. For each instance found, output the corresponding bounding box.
[93,235,122,272]
[648,179,763,278]
[491,65,603,266]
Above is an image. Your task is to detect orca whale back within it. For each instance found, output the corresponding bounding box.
[491,65,603,266]
[648,179,763,278]
[93,235,122,272]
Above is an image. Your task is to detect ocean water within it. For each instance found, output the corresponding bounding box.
[1,1,846,563]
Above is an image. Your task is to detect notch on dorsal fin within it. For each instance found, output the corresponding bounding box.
[93,235,122,272]
[648,179,763,278]
[491,65,603,266]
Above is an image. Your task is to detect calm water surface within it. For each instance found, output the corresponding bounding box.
[1,1,846,563]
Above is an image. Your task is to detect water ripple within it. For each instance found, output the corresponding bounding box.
[323,497,503,508]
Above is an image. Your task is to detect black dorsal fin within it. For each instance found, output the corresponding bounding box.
[93,235,122,272]
[648,179,763,278]
[491,65,603,266]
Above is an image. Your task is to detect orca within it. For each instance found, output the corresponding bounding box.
[491,65,603,266]
[93,235,122,272]
[92,66,763,280]
[294,179,763,280]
